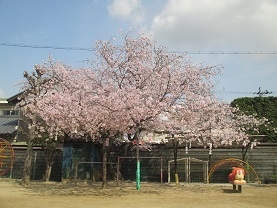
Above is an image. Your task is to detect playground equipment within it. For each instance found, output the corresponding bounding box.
[0,138,14,176]
[229,167,246,193]
[208,158,261,184]
[168,157,209,184]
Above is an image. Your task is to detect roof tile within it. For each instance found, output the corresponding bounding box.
[0,115,18,134]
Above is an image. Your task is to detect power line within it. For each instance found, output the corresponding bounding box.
[0,43,95,51]
[173,51,277,55]
[216,91,255,94]
[1,43,277,54]
[216,90,276,95]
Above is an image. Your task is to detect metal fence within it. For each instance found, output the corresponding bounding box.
[118,156,163,183]
[167,157,208,183]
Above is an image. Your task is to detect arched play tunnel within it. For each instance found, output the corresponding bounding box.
[208,158,261,184]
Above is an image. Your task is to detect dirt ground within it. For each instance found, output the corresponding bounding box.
[0,178,276,208]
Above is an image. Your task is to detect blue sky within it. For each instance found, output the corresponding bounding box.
[0,0,276,103]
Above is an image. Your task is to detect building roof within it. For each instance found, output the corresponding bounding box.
[7,92,23,105]
[0,115,18,135]
[0,98,9,107]
[0,98,8,103]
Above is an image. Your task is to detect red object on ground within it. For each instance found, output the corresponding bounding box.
[228,167,246,185]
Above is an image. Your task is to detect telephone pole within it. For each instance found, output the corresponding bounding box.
[253,87,272,97]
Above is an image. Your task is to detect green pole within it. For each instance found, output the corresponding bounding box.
[136,161,141,190]
[136,132,141,190]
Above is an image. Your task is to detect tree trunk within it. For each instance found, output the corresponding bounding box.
[44,150,55,182]
[21,67,40,185]
[44,144,58,182]
[45,162,52,182]
[22,138,33,185]
[172,136,179,185]
[242,142,251,162]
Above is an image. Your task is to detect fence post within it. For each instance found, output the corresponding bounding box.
[185,157,189,183]
[203,162,206,183]
[168,162,171,183]
[117,156,120,186]
[188,157,191,183]
[9,166,13,178]
[205,161,208,183]
[74,160,79,186]
[160,157,163,185]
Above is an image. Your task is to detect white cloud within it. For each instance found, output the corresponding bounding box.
[150,0,277,50]
[107,0,145,28]
[0,88,6,98]
[108,0,141,19]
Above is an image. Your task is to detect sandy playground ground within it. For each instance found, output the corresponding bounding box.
[0,178,276,208]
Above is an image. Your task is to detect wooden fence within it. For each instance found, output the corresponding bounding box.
[2,143,276,184]
[118,143,277,183]
[7,146,62,181]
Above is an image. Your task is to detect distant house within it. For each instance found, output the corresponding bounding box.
[1,93,63,180]
[6,92,30,143]
[0,98,19,143]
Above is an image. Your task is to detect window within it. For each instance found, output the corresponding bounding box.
[1,110,19,115]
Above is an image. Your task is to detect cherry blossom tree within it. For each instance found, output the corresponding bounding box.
[230,108,269,161]
[16,32,272,188]
[35,64,125,188]
[16,63,56,184]
[32,33,224,189]
[26,32,264,191]
[16,58,71,184]
[91,33,226,189]
[161,92,269,183]
[20,34,268,189]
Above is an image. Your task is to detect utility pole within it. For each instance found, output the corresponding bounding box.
[253,87,272,97]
